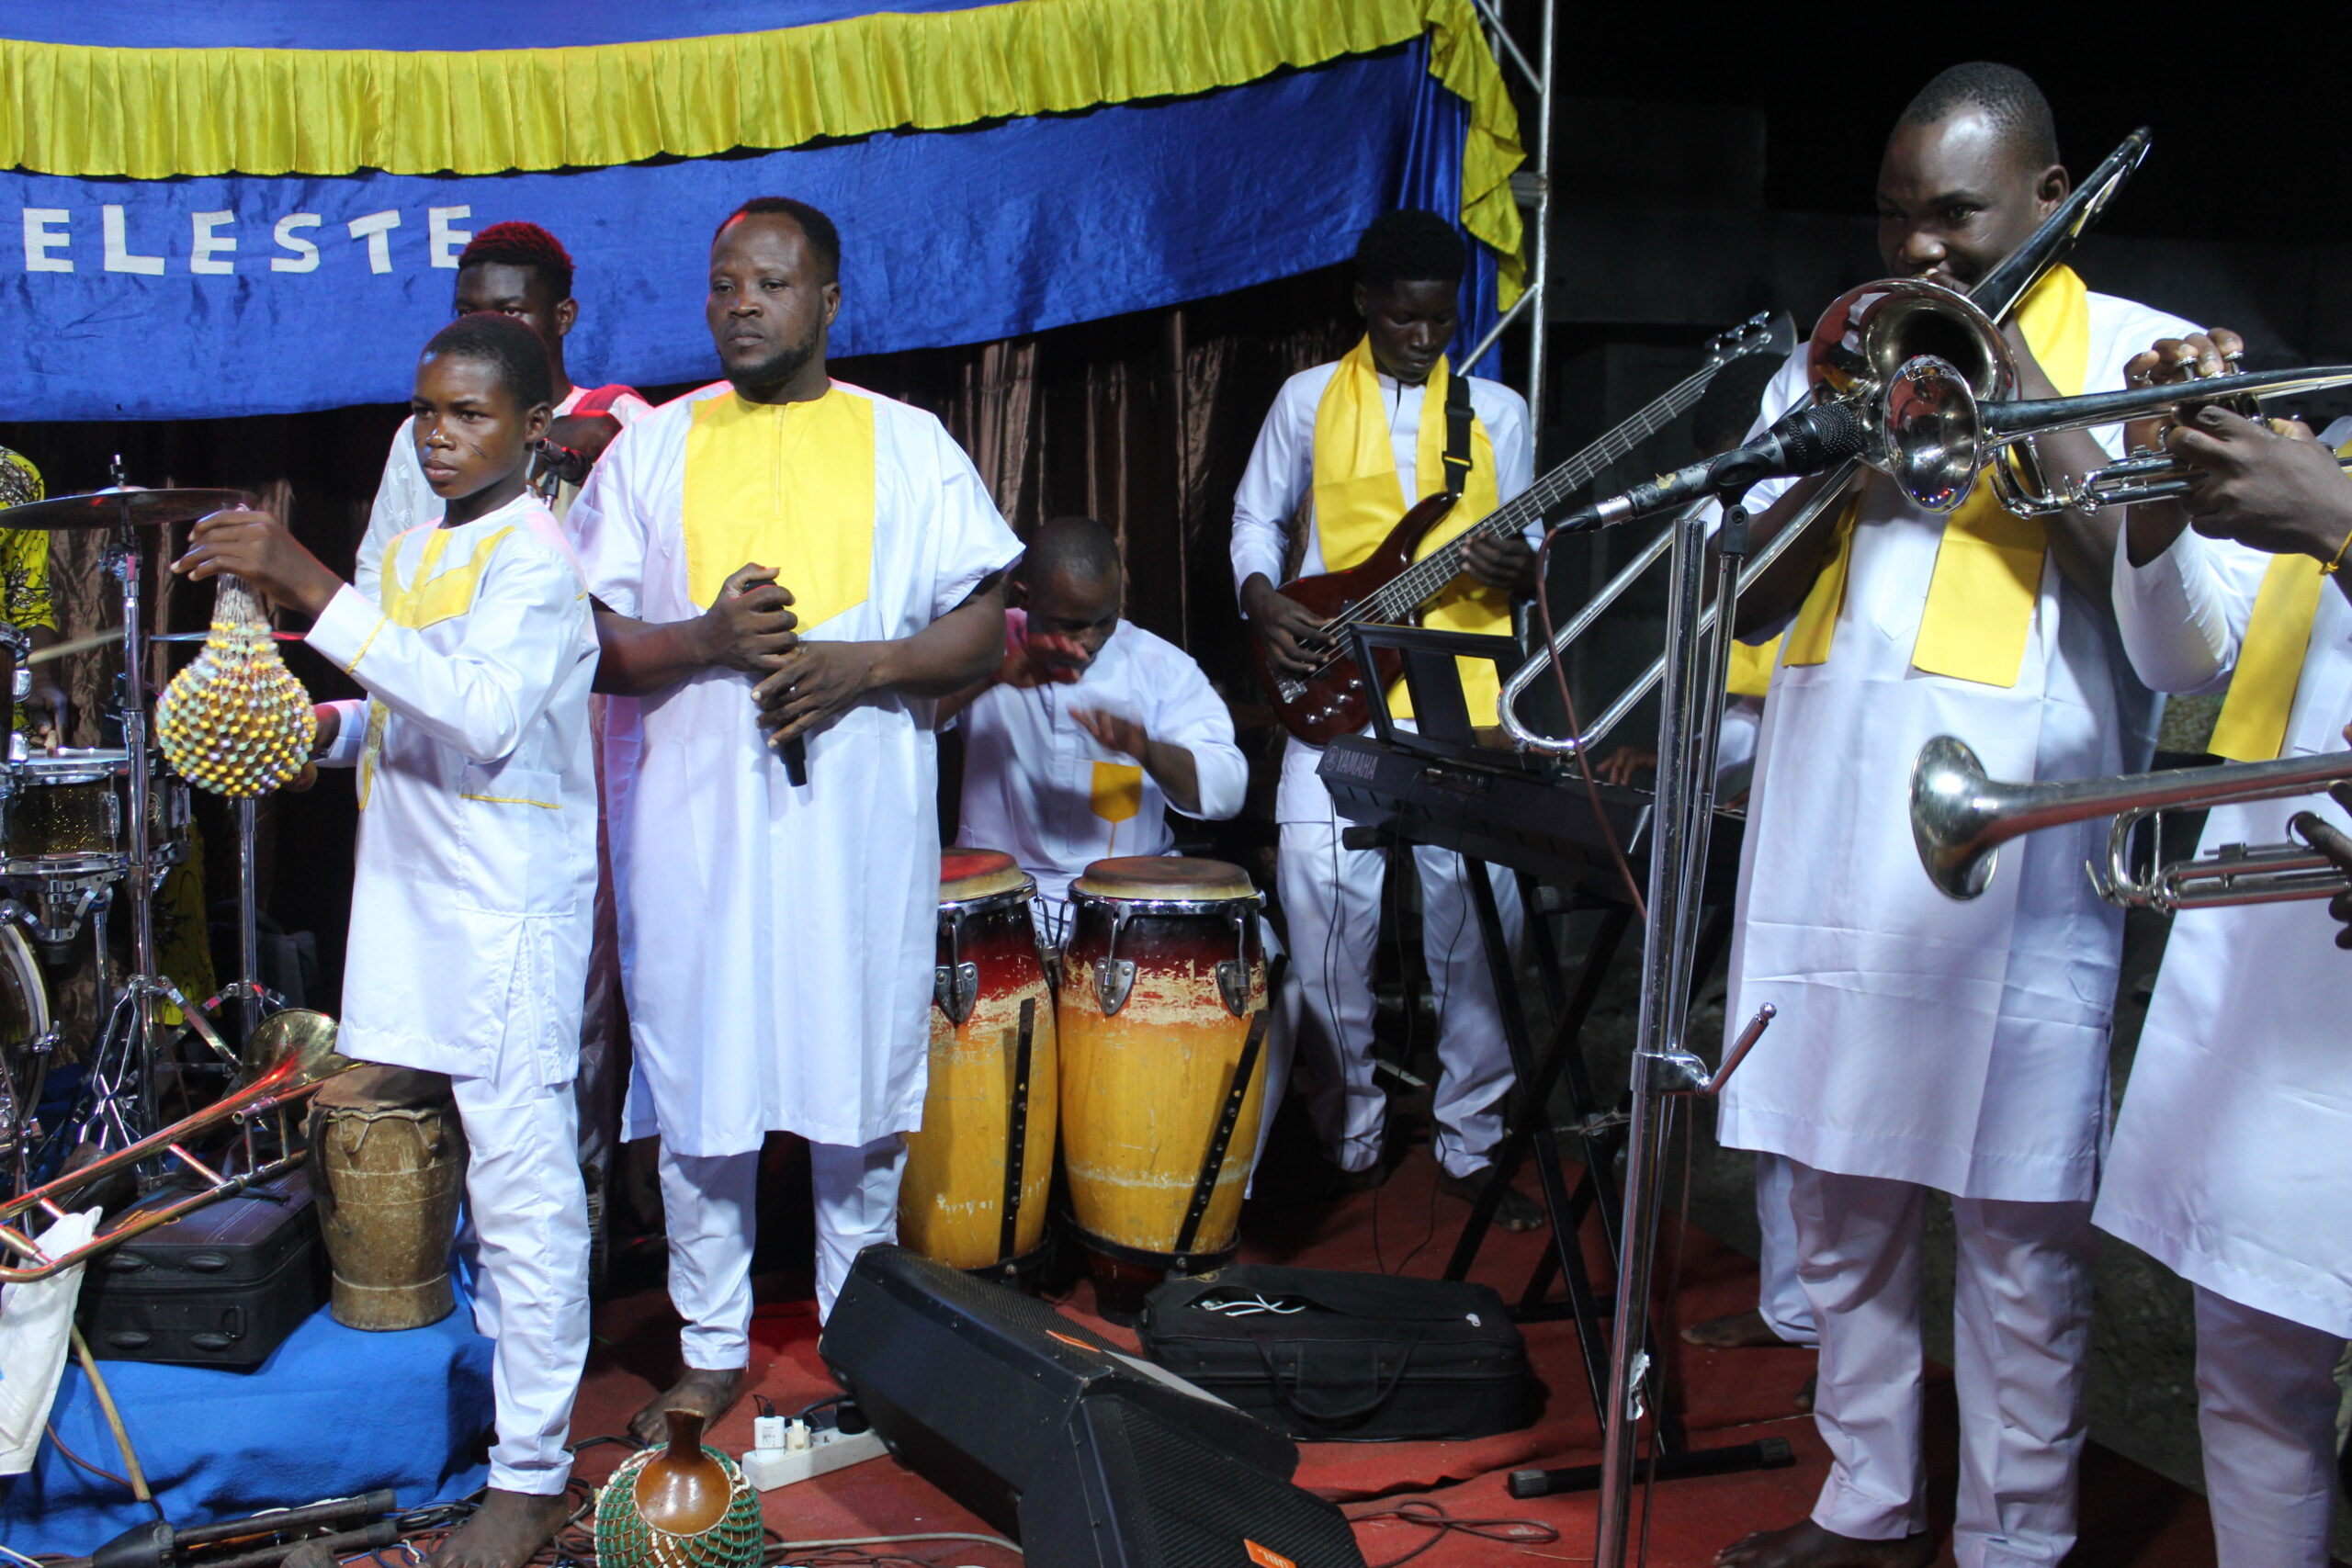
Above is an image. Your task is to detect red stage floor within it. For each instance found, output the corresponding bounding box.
[573,1149,2226,1568]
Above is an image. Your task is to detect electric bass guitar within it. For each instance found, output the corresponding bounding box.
[1254,310,1792,745]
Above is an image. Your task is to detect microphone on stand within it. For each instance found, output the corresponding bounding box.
[1554,401,1871,535]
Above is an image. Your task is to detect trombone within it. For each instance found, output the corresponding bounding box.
[0,1009,349,1283]
[1502,129,2157,755]
[1910,735,2352,912]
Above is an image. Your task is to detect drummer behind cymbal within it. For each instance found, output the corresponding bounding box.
[939,515,1249,909]
[172,312,598,1568]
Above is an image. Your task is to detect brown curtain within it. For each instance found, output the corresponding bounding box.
[0,265,1358,1004]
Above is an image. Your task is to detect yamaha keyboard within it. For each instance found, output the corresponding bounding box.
[1316,732,1745,904]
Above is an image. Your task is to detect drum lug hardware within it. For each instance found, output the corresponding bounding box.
[1215,960,1250,1019]
[1091,958,1136,1017]
[934,962,979,1027]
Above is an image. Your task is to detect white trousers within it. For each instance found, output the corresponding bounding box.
[659,1134,908,1362]
[1277,818,1521,1179]
[1754,1151,1818,1347]
[1788,1161,2094,1567]
[452,1072,590,1495]
[2194,1285,2346,1568]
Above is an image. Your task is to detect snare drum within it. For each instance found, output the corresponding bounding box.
[0,750,191,880]
[1057,855,1268,1315]
[898,849,1060,1276]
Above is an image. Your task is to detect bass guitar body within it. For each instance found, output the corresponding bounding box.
[1254,491,1459,747]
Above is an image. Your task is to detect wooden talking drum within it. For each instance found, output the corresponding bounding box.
[897,849,1059,1278]
[306,1063,466,1331]
[1057,855,1269,1316]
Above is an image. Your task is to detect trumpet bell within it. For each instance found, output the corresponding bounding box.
[1911,735,2001,900]
[1883,355,1988,513]
[241,1007,352,1089]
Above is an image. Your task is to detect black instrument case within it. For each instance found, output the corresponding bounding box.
[77,1167,325,1370]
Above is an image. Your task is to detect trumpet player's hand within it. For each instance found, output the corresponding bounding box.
[173,508,345,618]
[2165,407,2352,564]
[2122,329,2245,457]
[2290,771,2352,949]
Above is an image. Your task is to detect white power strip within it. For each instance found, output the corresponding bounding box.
[741,1418,890,1491]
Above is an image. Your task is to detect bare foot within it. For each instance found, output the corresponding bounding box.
[1715,1521,1935,1568]
[1681,1308,1795,1349]
[629,1366,746,1447]
[429,1488,572,1568]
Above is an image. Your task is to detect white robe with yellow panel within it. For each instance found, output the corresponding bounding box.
[2105,525,2352,1568]
[310,491,600,1495]
[1230,345,1534,1179]
[569,378,1020,1326]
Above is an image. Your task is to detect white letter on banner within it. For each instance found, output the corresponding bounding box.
[428,207,473,269]
[22,209,71,273]
[271,214,322,273]
[102,206,164,275]
[346,210,401,275]
[189,211,236,275]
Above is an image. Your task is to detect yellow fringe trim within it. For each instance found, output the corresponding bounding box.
[0,0,1524,298]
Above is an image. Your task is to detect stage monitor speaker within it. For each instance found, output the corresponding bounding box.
[820,1247,1303,1540]
[1020,1393,1366,1568]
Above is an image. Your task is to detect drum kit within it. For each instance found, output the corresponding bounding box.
[902,848,1277,1316]
[0,472,338,1283]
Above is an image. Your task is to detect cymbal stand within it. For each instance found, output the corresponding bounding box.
[199,798,279,1043]
[1589,491,1779,1568]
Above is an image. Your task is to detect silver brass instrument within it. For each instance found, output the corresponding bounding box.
[1503,128,2156,755]
[0,1009,349,1283]
[1911,735,2352,911]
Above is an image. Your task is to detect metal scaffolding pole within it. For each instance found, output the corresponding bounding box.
[1464,0,1554,444]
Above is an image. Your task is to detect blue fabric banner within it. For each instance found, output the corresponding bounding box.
[0,45,1496,422]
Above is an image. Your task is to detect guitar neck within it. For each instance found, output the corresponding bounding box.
[1369,359,1736,620]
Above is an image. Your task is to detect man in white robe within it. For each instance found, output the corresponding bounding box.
[569,197,1019,1444]
[1232,210,1539,1224]
[1713,64,2195,1568]
[2103,389,2352,1568]
[180,313,599,1568]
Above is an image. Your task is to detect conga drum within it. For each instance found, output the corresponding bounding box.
[897,849,1058,1278]
[1057,856,1270,1315]
[307,1063,467,1330]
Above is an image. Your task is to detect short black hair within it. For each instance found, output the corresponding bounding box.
[423,311,555,411]
[1355,209,1464,290]
[1690,355,1783,458]
[1896,62,2060,170]
[456,220,574,300]
[1019,515,1122,587]
[716,197,842,282]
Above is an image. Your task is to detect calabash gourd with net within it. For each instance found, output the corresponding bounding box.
[157,573,316,796]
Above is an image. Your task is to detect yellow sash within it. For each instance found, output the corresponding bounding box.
[1787,265,2092,686]
[1309,336,1506,721]
[2209,553,2328,762]
[682,386,876,629]
[358,523,516,809]
[1726,635,1781,698]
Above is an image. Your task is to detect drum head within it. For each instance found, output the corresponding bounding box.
[0,924,47,1055]
[941,847,1033,905]
[1071,855,1257,903]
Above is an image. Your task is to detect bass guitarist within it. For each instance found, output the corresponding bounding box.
[1230,209,1540,1224]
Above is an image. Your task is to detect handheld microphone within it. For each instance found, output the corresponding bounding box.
[1555,402,1870,534]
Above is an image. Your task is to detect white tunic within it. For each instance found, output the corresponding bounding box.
[2098,527,2352,1336]
[955,617,1248,907]
[570,380,1023,1157]
[1716,289,2195,1202]
[310,492,601,1088]
[1228,360,1535,824]
[365,385,653,558]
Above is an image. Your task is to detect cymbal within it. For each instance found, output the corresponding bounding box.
[149,629,302,644]
[0,487,255,531]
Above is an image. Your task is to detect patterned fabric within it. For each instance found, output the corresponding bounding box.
[0,446,58,636]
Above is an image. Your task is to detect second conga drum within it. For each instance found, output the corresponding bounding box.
[898,849,1059,1277]
[1057,856,1269,1315]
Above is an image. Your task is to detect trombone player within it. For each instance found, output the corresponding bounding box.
[1712,63,2195,1568]
[2101,372,2352,1567]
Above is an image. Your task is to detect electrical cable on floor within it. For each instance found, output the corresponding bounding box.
[0,1543,49,1568]
[42,1420,136,1495]
[1346,1497,1559,1568]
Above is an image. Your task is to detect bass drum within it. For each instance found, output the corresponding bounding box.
[1057,856,1268,1317]
[0,922,49,1179]
[898,849,1058,1277]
